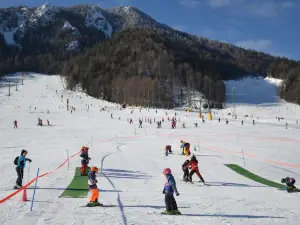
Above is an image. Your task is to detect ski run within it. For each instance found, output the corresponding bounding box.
[0,73,300,225]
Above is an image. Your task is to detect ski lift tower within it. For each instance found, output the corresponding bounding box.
[225,86,244,119]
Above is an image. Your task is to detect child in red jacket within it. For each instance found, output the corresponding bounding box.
[186,155,205,183]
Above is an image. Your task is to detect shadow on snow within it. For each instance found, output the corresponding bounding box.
[182,213,284,219]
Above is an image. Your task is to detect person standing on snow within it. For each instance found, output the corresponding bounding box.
[14,150,32,189]
[186,155,205,183]
[14,120,18,129]
[182,159,190,182]
[162,168,181,215]
[87,167,101,206]
[80,146,91,176]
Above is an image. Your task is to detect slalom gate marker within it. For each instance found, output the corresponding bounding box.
[30,168,40,211]
[0,151,81,204]
[225,164,286,189]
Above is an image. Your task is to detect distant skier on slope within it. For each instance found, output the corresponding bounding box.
[14,150,32,189]
[165,145,172,156]
[186,155,205,183]
[87,167,101,207]
[281,177,298,192]
[14,120,18,129]
[80,146,91,176]
[162,168,181,215]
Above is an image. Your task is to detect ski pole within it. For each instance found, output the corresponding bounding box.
[27,162,31,182]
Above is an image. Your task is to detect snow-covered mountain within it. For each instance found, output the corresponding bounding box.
[0,3,168,47]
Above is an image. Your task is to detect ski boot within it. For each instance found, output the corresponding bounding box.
[172,210,181,215]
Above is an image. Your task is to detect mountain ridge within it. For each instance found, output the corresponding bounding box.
[0,3,299,107]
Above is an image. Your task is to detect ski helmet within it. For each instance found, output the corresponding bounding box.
[180,140,184,143]
[163,168,172,175]
[91,167,99,173]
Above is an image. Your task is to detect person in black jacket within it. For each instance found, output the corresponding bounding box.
[15,150,32,189]
[182,159,190,182]
[80,146,91,175]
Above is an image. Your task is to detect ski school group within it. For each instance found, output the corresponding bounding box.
[12,143,298,215]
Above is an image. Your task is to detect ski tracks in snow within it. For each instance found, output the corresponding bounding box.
[100,144,127,225]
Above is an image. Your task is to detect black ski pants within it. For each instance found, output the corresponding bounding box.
[165,193,178,211]
[182,168,189,181]
[189,169,205,182]
[16,167,24,186]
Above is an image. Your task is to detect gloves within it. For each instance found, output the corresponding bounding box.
[27,159,32,163]
[89,158,91,160]
[162,189,165,194]
[95,180,98,183]
[176,192,180,196]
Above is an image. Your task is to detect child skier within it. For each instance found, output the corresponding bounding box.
[186,155,205,183]
[80,146,91,176]
[87,166,101,207]
[162,168,181,215]
[165,145,172,156]
[182,159,190,182]
[180,140,191,156]
[281,177,298,192]
[14,150,32,189]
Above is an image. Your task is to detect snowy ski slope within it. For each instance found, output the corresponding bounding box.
[0,74,300,225]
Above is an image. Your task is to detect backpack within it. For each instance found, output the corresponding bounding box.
[14,156,19,165]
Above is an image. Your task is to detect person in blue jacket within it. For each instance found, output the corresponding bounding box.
[14,150,32,189]
[162,168,180,214]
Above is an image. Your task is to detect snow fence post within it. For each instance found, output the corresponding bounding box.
[30,168,40,212]
[66,149,70,171]
[241,148,246,168]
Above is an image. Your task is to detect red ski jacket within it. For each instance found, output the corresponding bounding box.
[186,160,198,171]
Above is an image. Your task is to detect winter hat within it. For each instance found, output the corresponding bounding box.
[21,149,28,156]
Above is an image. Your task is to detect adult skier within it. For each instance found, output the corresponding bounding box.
[162,168,181,215]
[182,159,190,182]
[87,166,101,206]
[14,150,32,189]
[186,155,205,183]
[281,177,298,192]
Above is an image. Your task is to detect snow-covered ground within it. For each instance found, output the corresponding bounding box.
[0,74,300,225]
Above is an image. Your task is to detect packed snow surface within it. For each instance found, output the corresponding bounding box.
[0,74,300,225]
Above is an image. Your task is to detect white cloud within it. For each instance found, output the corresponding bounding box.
[207,0,232,8]
[235,39,272,51]
[282,1,296,8]
[178,0,200,8]
[249,2,278,18]
[204,0,297,18]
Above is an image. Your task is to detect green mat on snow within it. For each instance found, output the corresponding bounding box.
[60,167,90,198]
[225,164,286,189]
